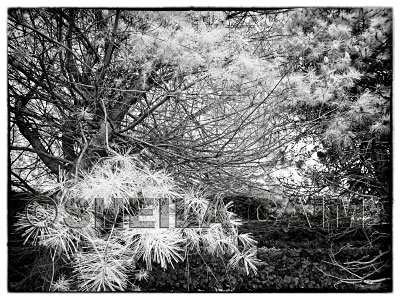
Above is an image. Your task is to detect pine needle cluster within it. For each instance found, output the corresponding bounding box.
[15,153,259,291]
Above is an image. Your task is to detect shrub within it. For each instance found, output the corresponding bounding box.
[14,152,259,291]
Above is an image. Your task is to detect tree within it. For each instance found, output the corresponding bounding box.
[264,8,391,211]
[9,8,391,291]
[8,9,298,291]
[9,9,296,195]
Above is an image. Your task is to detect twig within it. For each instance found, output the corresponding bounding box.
[100,98,111,152]
[75,122,89,180]
[316,241,390,288]
[49,249,56,291]
[11,146,73,165]
[117,75,209,134]
[300,196,312,228]
[10,170,37,194]
[9,15,93,72]
[195,249,223,290]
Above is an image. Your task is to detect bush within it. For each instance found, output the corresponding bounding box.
[12,153,259,291]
